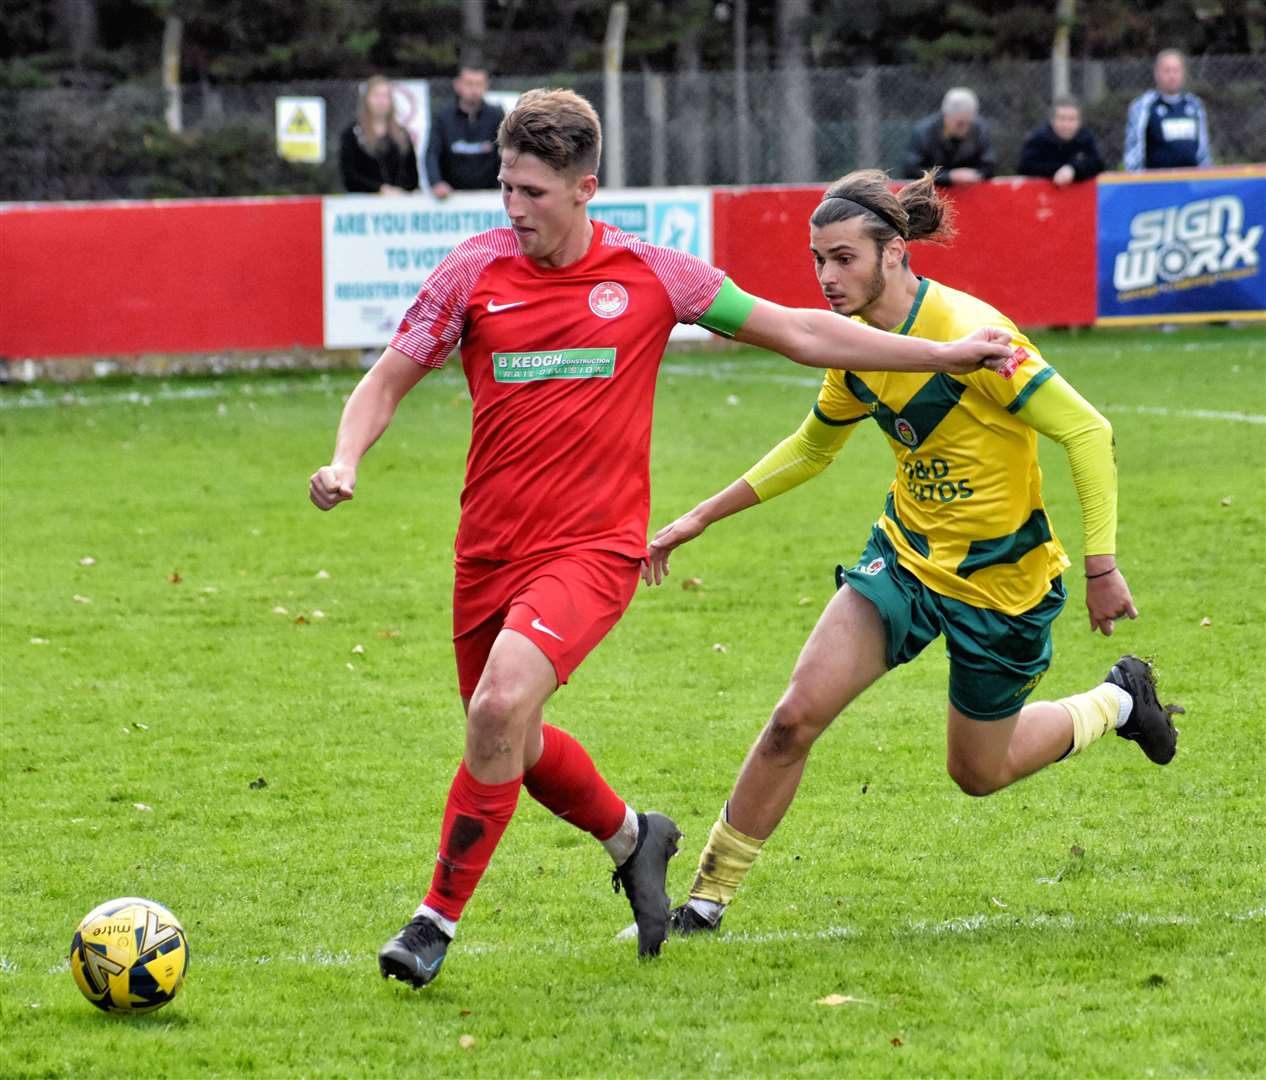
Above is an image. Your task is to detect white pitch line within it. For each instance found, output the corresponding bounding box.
[3,363,1262,425]
[660,363,1266,425]
[15,906,1261,976]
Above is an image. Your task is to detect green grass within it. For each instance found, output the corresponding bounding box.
[2,325,1264,1078]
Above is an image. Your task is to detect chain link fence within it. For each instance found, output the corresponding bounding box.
[2,53,1262,201]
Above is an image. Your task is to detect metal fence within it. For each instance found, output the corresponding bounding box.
[2,53,1263,201]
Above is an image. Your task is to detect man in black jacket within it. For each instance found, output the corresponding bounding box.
[425,66,505,199]
[1018,99,1105,186]
[902,87,996,187]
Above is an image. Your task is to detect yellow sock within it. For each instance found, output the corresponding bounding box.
[689,809,764,905]
[1059,683,1121,756]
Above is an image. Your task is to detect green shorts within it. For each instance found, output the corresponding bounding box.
[838,526,1066,721]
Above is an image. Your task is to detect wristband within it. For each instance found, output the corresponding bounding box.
[1085,566,1118,580]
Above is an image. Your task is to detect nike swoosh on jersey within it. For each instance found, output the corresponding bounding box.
[486,299,528,313]
[530,617,564,642]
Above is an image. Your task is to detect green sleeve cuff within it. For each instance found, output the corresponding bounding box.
[697,277,758,338]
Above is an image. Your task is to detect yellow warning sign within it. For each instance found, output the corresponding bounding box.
[275,96,325,163]
[285,107,315,135]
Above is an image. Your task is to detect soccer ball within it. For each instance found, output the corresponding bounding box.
[70,897,189,1014]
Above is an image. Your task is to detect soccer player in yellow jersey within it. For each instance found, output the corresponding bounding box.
[644,169,1184,935]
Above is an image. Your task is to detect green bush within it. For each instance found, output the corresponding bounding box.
[0,86,338,201]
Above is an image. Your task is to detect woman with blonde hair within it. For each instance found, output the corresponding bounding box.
[339,75,419,195]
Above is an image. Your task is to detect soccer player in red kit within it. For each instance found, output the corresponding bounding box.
[309,89,1014,988]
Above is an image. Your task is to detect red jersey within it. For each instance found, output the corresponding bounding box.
[390,220,725,561]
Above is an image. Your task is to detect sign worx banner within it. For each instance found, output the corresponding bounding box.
[1096,165,1266,325]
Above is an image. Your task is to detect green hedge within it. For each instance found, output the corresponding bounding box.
[1,86,339,201]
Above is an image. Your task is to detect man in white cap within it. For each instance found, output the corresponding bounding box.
[903,87,996,187]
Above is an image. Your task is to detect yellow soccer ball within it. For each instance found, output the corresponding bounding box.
[70,897,189,1014]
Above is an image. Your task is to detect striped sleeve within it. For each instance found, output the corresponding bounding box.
[601,227,725,324]
[1194,95,1213,167]
[1123,93,1151,172]
[390,228,519,368]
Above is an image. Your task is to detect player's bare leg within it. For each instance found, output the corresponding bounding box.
[379,631,555,987]
[463,629,557,782]
[945,657,1182,796]
[672,586,888,933]
[382,627,680,984]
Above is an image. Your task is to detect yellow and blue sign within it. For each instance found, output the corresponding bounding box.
[1096,165,1266,326]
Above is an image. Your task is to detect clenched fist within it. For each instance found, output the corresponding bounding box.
[309,463,357,511]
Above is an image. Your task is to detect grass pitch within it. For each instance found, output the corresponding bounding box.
[2,326,1264,1078]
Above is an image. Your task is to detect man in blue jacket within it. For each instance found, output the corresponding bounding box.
[1018,99,1105,186]
[426,66,506,198]
[1124,50,1212,171]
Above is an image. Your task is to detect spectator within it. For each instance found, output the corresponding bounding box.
[425,66,505,199]
[339,75,420,195]
[902,87,997,186]
[1018,98,1105,186]
[1124,49,1212,171]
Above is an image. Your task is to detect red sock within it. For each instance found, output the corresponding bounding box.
[523,724,627,841]
[421,762,522,924]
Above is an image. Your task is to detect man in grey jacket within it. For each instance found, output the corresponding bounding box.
[903,87,997,187]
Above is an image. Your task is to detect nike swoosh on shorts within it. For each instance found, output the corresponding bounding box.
[530,617,564,642]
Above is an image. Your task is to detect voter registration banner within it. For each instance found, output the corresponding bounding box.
[1096,165,1266,326]
[322,188,714,348]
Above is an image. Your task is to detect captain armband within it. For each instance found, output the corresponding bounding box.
[697,277,759,339]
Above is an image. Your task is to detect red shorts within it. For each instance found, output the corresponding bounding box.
[452,548,642,698]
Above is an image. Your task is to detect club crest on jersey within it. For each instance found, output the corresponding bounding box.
[894,417,919,447]
[862,557,886,576]
[589,281,629,319]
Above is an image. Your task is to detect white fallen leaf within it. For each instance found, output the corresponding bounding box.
[311,610,326,619]
[133,803,152,812]
[798,596,813,606]
[990,896,1008,909]
[72,594,92,604]
[29,637,50,646]
[352,643,365,654]
[817,993,875,1006]
[132,722,149,731]
[1200,616,1212,628]
[458,1034,476,1050]
[272,606,288,615]
[725,394,740,406]
[712,642,728,653]
[78,556,97,566]
[1220,496,1232,507]
[315,569,331,580]
[346,662,355,671]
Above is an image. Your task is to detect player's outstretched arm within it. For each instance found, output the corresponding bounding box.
[733,297,1013,374]
[644,478,759,585]
[644,407,855,585]
[308,347,431,511]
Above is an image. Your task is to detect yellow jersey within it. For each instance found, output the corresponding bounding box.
[815,277,1069,615]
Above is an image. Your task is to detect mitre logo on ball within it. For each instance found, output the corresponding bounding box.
[588,281,629,319]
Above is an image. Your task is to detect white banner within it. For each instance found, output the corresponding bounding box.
[322,187,715,349]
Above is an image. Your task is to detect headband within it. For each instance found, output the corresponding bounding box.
[824,195,907,239]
